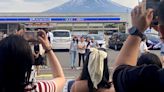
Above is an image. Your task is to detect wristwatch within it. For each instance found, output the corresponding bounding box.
[129,26,143,39]
[45,46,53,53]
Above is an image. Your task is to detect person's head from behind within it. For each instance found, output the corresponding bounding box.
[43,28,49,33]
[137,53,162,68]
[0,35,34,92]
[16,24,25,35]
[80,48,111,92]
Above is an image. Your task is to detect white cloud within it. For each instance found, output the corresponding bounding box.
[112,0,139,8]
[0,0,69,12]
[12,0,24,2]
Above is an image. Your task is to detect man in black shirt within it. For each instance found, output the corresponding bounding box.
[113,1,164,92]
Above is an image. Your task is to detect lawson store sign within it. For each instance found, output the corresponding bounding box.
[0,17,121,23]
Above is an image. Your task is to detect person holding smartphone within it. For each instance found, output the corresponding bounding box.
[0,30,65,92]
[113,1,164,92]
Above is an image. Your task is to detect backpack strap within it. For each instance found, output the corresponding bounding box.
[86,42,90,48]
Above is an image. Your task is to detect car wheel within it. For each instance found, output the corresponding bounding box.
[114,45,118,50]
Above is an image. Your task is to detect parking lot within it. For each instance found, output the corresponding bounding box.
[37,48,161,80]
[34,48,161,92]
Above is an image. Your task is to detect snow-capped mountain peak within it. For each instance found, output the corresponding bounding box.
[45,0,131,13]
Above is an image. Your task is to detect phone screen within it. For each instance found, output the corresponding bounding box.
[146,0,160,15]
[146,0,160,25]
[146,0,160,9]
[24,31,38,42]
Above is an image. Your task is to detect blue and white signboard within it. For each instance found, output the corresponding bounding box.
[0,17,121,23]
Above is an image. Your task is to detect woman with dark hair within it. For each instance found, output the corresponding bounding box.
[70,35,78,69]
[77,36,86,68]
[0,30,65,92]
[137,53,162,68]
[71,48,115,92]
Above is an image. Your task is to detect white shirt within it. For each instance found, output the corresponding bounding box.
[140,41,148,54]
[90,41,98,48]
[47,32,53,43]
[78,41,86,54]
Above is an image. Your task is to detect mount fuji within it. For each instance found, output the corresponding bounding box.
[45,0,131,13]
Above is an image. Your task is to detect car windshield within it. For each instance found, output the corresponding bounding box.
[88,35,103,40]
[53,31,70,37]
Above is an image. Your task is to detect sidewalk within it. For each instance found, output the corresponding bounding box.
[36,66,114,80]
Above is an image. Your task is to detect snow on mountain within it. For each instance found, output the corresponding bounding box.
[45,0,131,13]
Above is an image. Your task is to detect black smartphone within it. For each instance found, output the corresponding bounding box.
[146,0,160,9]
[146,0,160,25]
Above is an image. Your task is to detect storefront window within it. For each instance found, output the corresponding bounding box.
[0,24,7,33]
[89,30,98,34]
[9,24,18,34]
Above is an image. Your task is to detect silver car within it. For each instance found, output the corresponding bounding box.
[87,34,106,48]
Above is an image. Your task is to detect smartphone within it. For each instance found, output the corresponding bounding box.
[146,0,160,25]
[146,0,160,9]
[24,31,40,42]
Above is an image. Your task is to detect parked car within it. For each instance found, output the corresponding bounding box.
[145,33,161,50]
[86,34,106,48]
[51,30,71,50]
[108,32,128,50]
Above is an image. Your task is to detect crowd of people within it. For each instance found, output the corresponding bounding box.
[70,36,99,69]
[1,1,164,92]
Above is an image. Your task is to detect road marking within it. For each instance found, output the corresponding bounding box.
[36,74,52,78]
[36,74,76,79]
[39,67,114,70]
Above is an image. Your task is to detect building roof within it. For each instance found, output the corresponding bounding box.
[45,0,131,13]
[0,13,128,17]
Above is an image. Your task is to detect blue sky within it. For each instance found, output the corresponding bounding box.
[0,0,140,12]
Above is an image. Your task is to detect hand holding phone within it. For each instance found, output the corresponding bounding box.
[24,31,41,42]
[37,30,52,51]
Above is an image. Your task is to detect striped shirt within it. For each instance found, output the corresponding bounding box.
[25,80,57,92]
[36,80,57,92]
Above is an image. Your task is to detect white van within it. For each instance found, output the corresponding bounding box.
[51,30,71,50]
